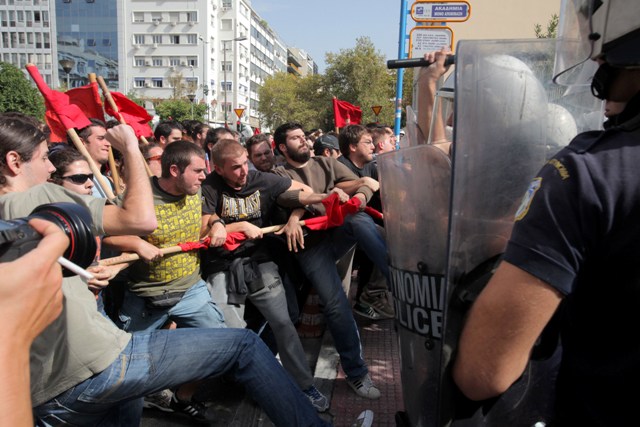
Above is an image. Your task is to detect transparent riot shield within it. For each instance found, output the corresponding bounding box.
[379,38,602,427]
[378,142,451,427]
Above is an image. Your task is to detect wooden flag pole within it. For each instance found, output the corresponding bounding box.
[96,76,153,177]
[89,73,121,195]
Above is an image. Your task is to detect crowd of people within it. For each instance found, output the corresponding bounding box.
[3,4,640,423]
[0,103,397,426]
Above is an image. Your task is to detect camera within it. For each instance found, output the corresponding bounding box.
[0,203,97,277]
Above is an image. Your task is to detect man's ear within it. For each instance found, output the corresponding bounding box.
[169,164,180,178]
[4,151,22,175]
[349,143,358,154]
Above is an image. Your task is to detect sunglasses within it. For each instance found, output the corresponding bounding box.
[146,155,163,162]
[62,173,94,184]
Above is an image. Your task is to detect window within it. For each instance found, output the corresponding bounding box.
[133,12,144,23]
[151,13,162,24]
[134,57,145,67]
[169,57,180,67]
[152,35,162,44]
[221,19,232,30]
[187,11,197,22]
[87,38,96,46]
[152,58,162,67]
[134,34,145,45]
[102,39,111,46]
[222,0,232,8]
[221,81,232,91]
[169,12,179,24]
[169,35,179,44]
[152,78,163,88]
[186,34,197,44]
[186,56,197,67]
[43,32,49,48]
[134,78,145,88]
[221,61,232,72]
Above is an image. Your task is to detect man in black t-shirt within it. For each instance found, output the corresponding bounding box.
[200,139,334,412]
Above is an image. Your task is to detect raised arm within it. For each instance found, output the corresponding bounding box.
[101,125,157,235]
[417,48,453,146]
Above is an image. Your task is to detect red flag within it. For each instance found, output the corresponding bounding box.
[302,216,329,231]
[26,64,91,142]
[104,92,153,138]
[223,232,247,252]
[333,98,362,128]
[66,82,105,122]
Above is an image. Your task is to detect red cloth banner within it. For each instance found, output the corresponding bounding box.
[26,64,91,142]
[333,98,362,128]
[66,82,105,122]
[104,92,153,138]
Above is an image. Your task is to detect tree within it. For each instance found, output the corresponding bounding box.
[535,14,559,39]
[258,72,324,130]
[154,98,208,122]
[0,62,45,119]
[324,37,395,127]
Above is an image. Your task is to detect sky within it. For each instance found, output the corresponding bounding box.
[249,0,404,73]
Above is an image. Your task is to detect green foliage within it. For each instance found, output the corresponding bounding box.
[0,62,45,119]
[257,37,398,130]
[535,14,559,39]
[324,37,395,126]
[154,98,208,122]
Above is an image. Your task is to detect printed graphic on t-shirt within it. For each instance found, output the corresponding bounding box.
[146,194,200,282]
[220,190,262,221]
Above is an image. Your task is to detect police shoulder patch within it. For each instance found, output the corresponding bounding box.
[515,177,542,221]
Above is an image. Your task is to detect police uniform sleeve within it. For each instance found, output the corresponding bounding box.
[504,150,605,295]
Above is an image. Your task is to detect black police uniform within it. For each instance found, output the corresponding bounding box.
[503,94,640,425]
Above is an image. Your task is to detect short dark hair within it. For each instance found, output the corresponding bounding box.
[161,140,205,178]
[76,118,106,142]
[204,127,234,150]
[0,115,47,186]
[273,122,304,149]
[48,146,86,185]
[338,124,369,157]
[245,133,271,156]
[154,120,184,141]
[190,122,210,142]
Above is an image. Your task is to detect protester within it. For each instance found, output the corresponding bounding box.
[154,120,184,148]
[337,124,392,320]
[141,142,164,178]
[202,138,341,411]
[0,116,330,426]
[48,146,94,196]
[73,118,115,198]
[246,133,276,172]
[273,122,384,400]
[313,134,341,158]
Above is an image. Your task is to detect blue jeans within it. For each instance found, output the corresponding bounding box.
[116,279,226,332]
[340,212,390,283]
[295,228,369,380]
[34,328,329,427]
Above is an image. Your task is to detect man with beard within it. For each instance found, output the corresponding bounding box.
[272,122,386,400]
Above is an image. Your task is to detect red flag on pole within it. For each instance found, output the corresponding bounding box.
[104,92,153,138]
[66,82,105,122]
[25,64,92,142]
[332,98,362,128]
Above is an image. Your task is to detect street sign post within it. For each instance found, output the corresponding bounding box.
[411,1,471,22]
[234,108,245,119]
[409,26,454,58]
[372,105,382,123]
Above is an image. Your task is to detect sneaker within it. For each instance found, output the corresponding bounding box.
[142,389,174,413]
[169,394,209,423]
[347,373,381,400]
[351,409,374,427]
[360,290,395,319]
[353,302,382,320]
[303,385,329,412]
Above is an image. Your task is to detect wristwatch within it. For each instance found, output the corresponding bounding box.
[210,218,225,227]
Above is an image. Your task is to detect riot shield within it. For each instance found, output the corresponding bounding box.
[378,141,451,427]
[379,38,603,427]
